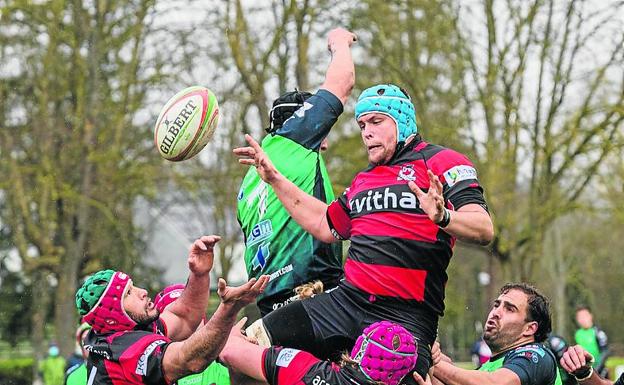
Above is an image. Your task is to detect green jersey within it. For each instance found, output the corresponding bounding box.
[177,362,230,385]
[64,362,86,385]
[479,343,561,385]
[574,327,608,368]
[237,89,344,314]
[40,356,67,385]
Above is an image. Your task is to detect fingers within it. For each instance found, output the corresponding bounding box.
[233,146,257,166]
[408,180,425,199]
[431,341,442,366]
[412,372,427,385]
[198,235,221,248]
[561,345,587,373]
[193,238,207,251]
[254,275,270,292]
[217,278,227,296]
[234,317,247,330]
[427,170,444,194]
[245,134,262,152]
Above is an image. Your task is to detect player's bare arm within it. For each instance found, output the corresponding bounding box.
[234,134,336,243]
[162,276,269,382]
[160,235,220,340]
[409,170,493,245]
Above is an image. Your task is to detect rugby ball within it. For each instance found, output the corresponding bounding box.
[154,86,219,161]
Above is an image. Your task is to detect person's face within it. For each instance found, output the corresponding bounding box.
[483,289,537,353]
[358,113,397,165]
[575,309,593,329]
[123,281,159,325]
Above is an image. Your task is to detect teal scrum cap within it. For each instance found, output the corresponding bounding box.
[355,84,417,143]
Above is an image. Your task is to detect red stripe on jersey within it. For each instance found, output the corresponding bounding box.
[350,212,439,243]
[345,259,427,300]
[351,162,430,193]
[105,357,140,385]
[276,349,321,385]
[327,200,351,239]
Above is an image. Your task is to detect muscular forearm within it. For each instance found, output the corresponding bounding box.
[219,336,267,381]
[163,303,239,381]
[165,272,210,340]
[321,41,355,105]
[443,205,493,245]
[270,173,336,243]
[434,362,518,385]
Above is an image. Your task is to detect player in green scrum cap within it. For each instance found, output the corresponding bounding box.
[75,235,268,385]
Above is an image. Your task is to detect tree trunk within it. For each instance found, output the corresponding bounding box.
[31,270,51,382]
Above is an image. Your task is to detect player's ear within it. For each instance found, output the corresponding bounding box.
[523,320,538,338]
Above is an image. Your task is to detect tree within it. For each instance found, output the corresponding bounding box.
[0,0,191,361]
[454,0,623,283]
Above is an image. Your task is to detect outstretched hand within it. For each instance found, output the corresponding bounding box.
[408,170,446,224]
[233,135,280,184]
[217,275,270,310]
[188,235,221,276]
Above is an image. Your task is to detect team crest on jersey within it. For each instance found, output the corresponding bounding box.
[251,243,270,271]
[247,219,273,246]
[397,164,416,181]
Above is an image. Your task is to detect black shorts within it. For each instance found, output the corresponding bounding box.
[262,282,438,381]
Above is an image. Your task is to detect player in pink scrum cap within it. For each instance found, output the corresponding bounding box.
[220,320,417,385]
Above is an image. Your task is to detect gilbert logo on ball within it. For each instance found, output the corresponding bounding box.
[154,86,219,161]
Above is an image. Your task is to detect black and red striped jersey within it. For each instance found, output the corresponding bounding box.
[326,138,488,316]
[262,346,374,385]
[83,319,171,385]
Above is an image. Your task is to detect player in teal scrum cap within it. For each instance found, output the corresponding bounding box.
[354,83,418,144]
[234,81,493,384]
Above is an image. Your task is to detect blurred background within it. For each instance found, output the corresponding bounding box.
[0,0,623,384]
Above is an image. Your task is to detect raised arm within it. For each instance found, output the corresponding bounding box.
[162,276,269,382]
[234,134,337,243]
[409,170,494,245]
[159,235,219,340]
[319,28,357,105]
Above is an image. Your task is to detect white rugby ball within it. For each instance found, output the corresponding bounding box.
[154,86,219,161]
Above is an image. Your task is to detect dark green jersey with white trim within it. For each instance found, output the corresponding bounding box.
[479,343,562,385]
[237,89,343,313]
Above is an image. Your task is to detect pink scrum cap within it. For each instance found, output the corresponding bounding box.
[76,270,137,334]
[154,284,186,313]
[350,321,418,385]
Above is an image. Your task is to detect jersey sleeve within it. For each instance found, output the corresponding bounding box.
[326,190,352,240]
[430,148,488,211]
[275,89,343,150]
[263,347,320,385]
[111,331,171,385]
[502,346,558,385]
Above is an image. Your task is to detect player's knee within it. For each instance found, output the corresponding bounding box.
[245,319,272,347]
